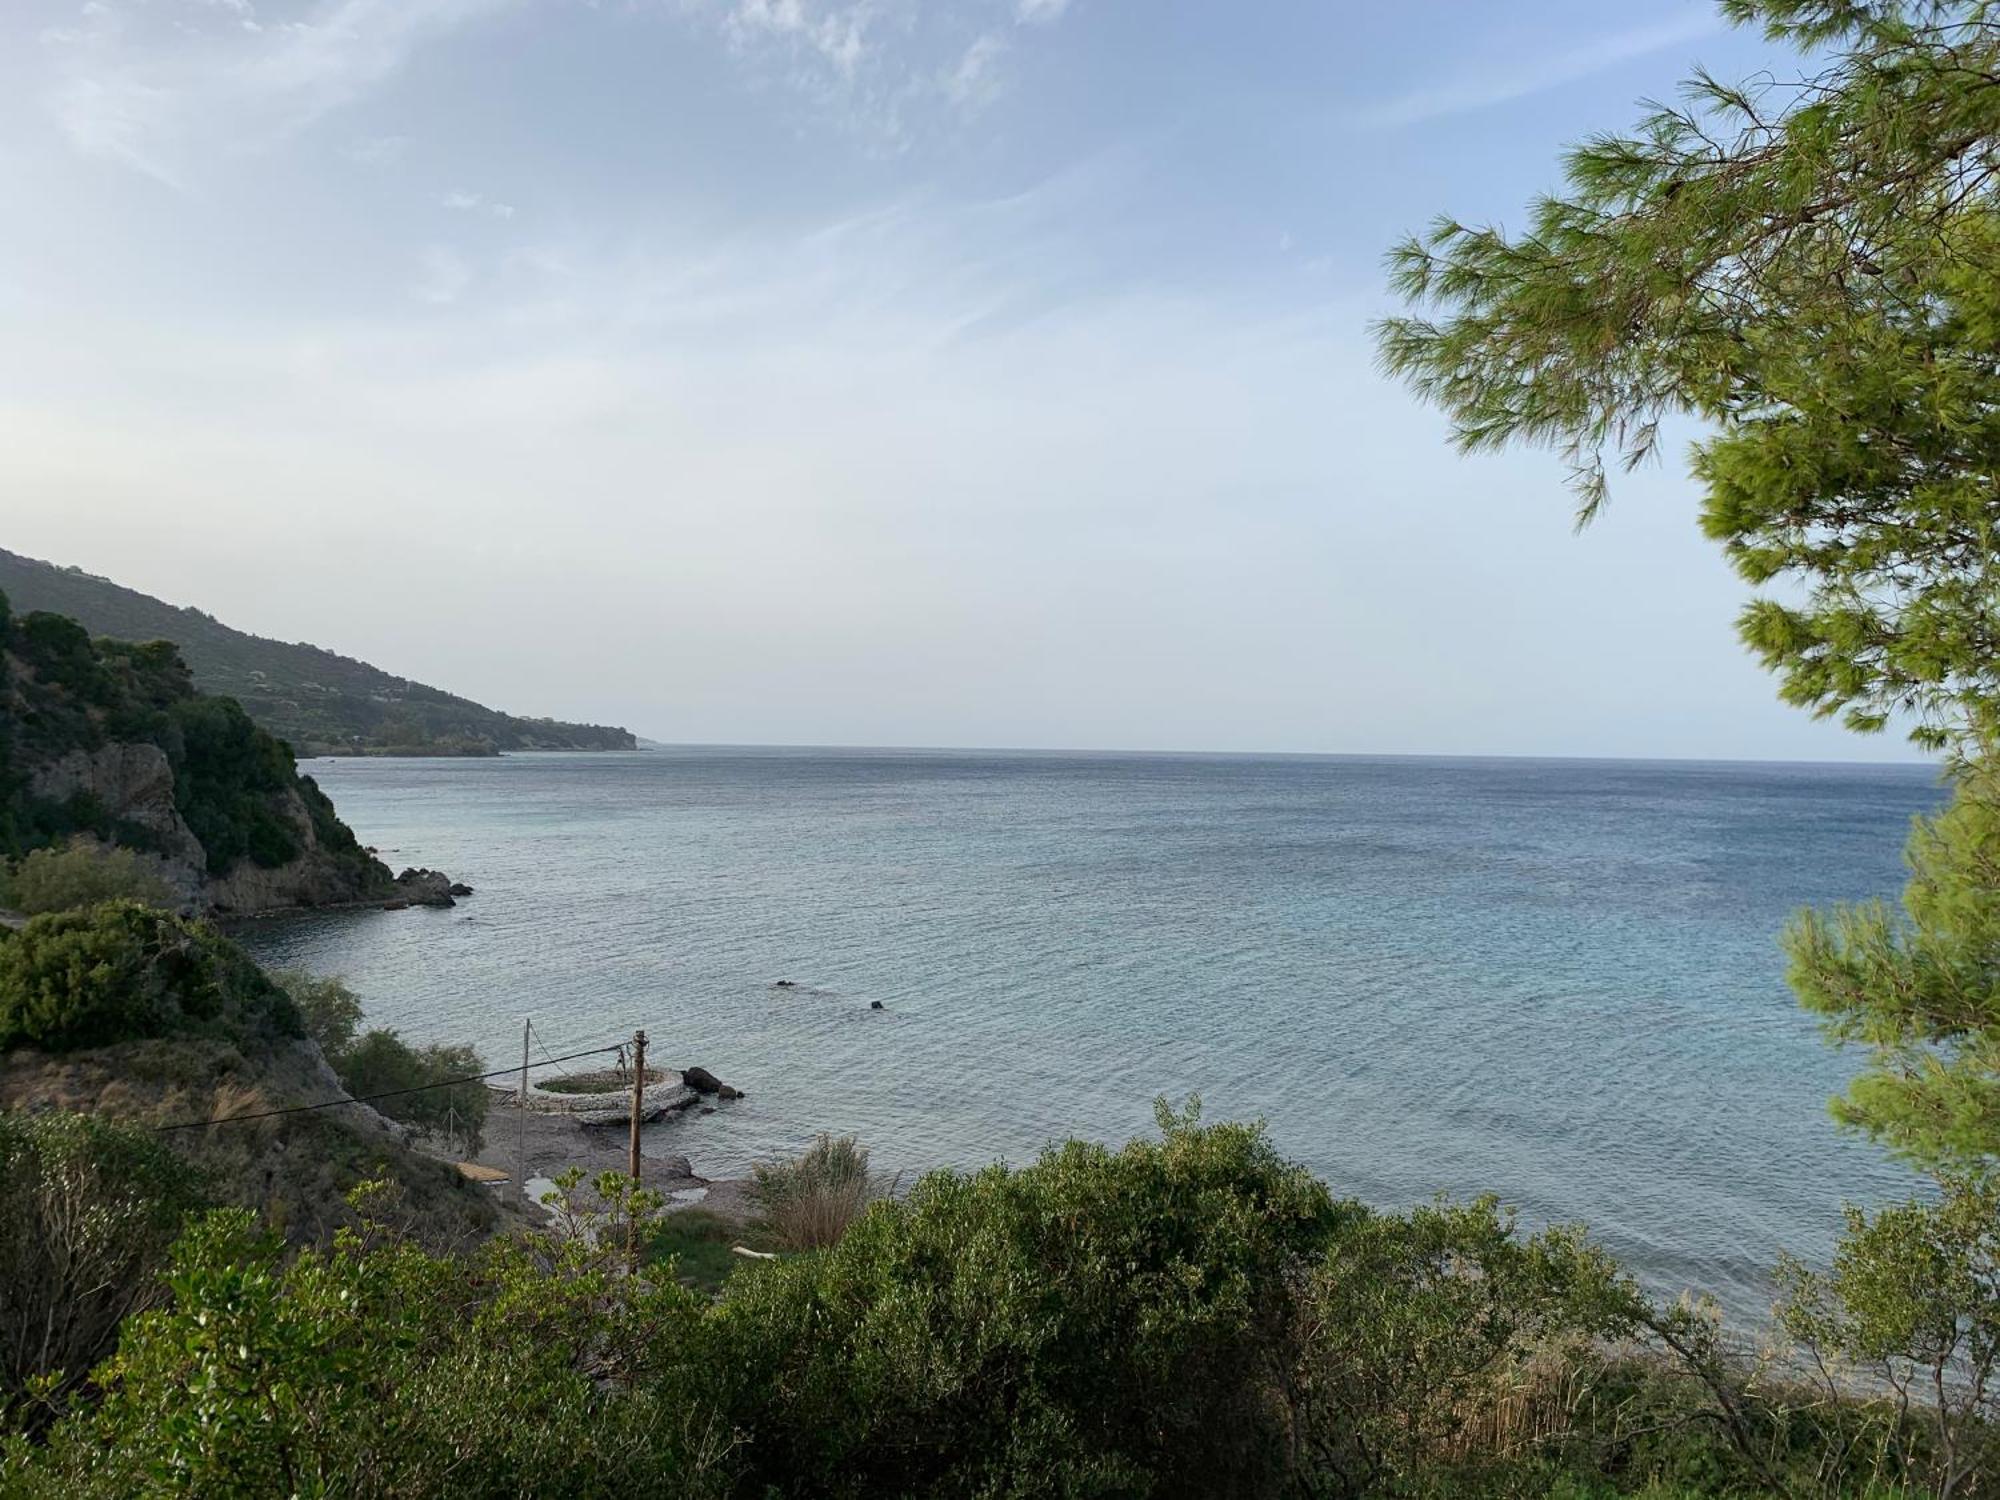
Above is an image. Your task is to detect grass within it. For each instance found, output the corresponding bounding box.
[752,1134,879,1252]
[647,1209,778,1295]
[534,1068,663,1096]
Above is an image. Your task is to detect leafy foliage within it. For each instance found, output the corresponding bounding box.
[715,1100,1343,1499]
[158,696,302,873]
[0,842,177,916]
[7,1192,730,1498]
[1778,1175,2000,1500]
[336,1030,490,1152]
[0,1113,209,1424]
[265,967,488,1151]
[1787,757,2000,1168]
[0,1113,1992,1497]
[0,902,300,1053]
[1290,1196,1633,1497]
[1377,1,2000,751]
[269,967,364,1063]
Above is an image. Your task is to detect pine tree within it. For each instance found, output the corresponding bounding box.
[1377,0,2000,752]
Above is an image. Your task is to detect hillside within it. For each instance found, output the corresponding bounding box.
[0,588,396,912]
[0,904,503,1251]
[0,549,636,756]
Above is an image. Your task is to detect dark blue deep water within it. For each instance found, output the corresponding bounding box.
[240,748,1944,1316]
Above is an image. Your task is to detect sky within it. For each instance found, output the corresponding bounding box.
[0,0,1914,761]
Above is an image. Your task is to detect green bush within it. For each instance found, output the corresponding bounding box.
[1290,1197,1636,1497]
[0,842,178,916]
[268,967,363,1062]
[715,1101,1344,1499]
[2,1113,1988,1498]
[338,1029,489,1152]
[0,1113,208,1424]
[7,1194,730,1498]
[0,591,391,891]
[0,902,299,1053]
[265,969,488,1152]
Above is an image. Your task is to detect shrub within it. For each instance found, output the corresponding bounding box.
[715,1101,1343,1499]
[6,1193,732,1498]
[338,1029,489,1152]
[268,967,363,1062]
[0,1113,208,1423]
[0,842,178,916]
[751,1133,877,1252]
[1777,1175,2000,1499]
[1289,1197,1636,1497]
[0,903,300,1053]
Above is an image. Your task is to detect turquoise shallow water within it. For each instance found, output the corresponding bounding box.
[239,747,1943,1315]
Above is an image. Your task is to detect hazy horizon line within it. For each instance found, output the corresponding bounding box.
[459,739,1943,772]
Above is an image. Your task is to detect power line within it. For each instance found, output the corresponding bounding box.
[529,1018,579,1080]
[151,1044,624,1134]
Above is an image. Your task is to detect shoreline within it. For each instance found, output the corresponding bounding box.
[465,1097,758,1222]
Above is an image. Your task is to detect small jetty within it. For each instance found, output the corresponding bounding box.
[489,1063,742,1128]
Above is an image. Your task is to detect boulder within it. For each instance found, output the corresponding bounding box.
[448,882,475,897]
[870,1000,885,1011]
[680,1066,743,1100]
[392,868,457,908]
[657,1154,695,1179]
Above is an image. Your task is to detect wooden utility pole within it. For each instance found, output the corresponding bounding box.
[627,1029,647,1184]
[518,1017,530,1201]
[626,1028,648,1272]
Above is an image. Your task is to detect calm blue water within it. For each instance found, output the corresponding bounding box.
[240,748,1943,1314]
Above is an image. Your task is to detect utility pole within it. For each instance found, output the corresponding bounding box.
[627,1028,648,1272]
[627,1029,647,1185]
[518,1016,530,1201]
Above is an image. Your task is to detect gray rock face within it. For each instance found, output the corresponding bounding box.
[392,868,457,908]
[27,744,390,917]
[28,745,207,898]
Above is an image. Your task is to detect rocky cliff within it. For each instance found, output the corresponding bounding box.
[1,590,399,913]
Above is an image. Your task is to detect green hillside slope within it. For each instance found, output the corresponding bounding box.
[0,550,636,756]
[0,588,393,911]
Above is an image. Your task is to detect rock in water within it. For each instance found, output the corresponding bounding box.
[680,1065,744,1100]
[392,868,457,908]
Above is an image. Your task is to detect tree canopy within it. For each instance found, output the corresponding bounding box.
[1378,0,2000,751]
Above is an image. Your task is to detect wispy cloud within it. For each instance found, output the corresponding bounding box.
[1355,12,1720,129]
[44,0,512,185]
[664,0,1081,139]
[712,0,882,80]
[443,188,517,219]
[1015,0,1070,25]
[942,31,1008,113]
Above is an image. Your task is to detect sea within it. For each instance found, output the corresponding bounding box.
[238,747,1945,1319]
